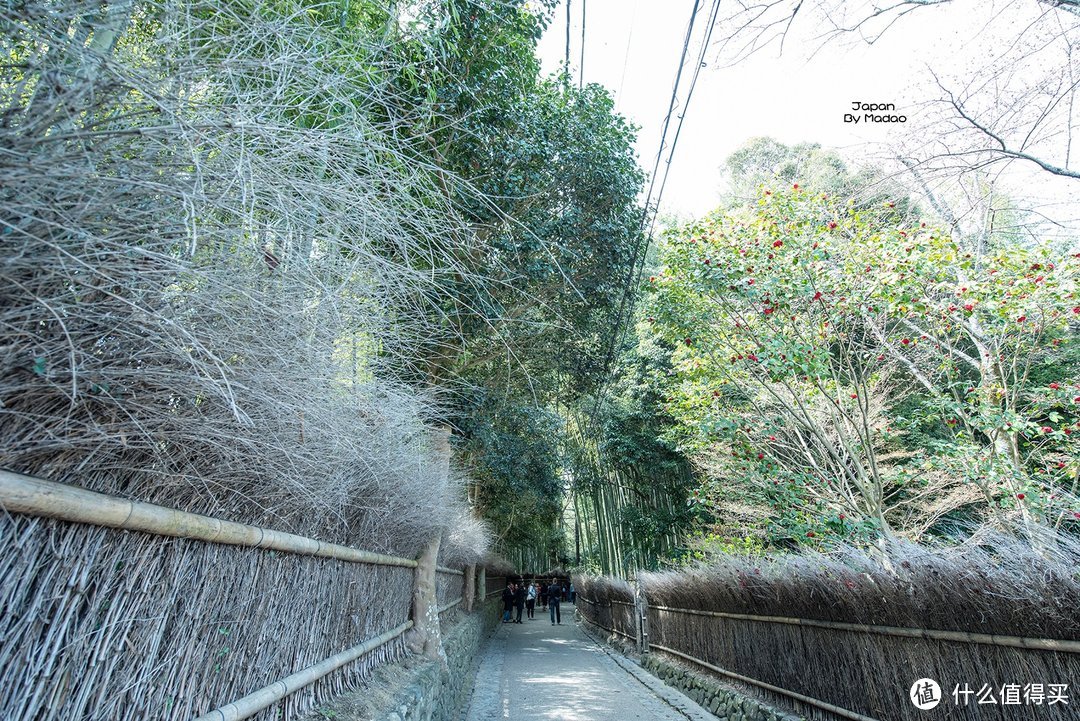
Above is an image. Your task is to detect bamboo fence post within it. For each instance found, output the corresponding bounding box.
[634,581,650,654]
[405,425,451,662]
[477,566,486,602]
[463,564,476,612]
[407,535,442,661]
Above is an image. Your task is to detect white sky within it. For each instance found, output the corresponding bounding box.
[535,0,1080,229]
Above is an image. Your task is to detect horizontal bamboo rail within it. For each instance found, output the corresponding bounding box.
[649,642,879,721]
[649,604,1080,654]
[0,469,417,568]
[193,621,413,721]
[585,617,636,643]
[438,598,462,614]
[436,565,464,576]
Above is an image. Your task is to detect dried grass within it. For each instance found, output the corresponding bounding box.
[575,575,636,642]
[583,532,1080,720]
[0,2,492,718]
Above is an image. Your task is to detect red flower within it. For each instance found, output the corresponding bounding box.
[901,338,911,345]
[1016,315,1026,323]
[649,276,656,282]
[838,513,845,520]
[1073,307,1080,314]
[793,183,800,190]
[684,337,692,346]
[877,355,885,361]
[806,531,816,538]
[1042,426,1053,434]
[773,240,783,248]
[828,222,837,230]
[1051,383,1061,390]
[1017,493,1025,500]
[850,393,858,399]
[757,453,764,460]
[813,291,823,301]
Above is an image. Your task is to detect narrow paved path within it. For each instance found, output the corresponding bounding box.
[463,610,706,721]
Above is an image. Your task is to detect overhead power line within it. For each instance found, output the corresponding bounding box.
[647,0,722,237]
[565,0,571,72]
[584,0,715,427]
[580,0,586,89]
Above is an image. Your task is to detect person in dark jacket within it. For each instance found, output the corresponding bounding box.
[502,582,515,623]
[547,579,562,625]
[513,582,527,623]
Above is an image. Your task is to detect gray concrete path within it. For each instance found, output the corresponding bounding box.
[462,610,711,721]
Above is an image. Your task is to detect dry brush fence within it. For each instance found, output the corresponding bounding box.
[0,469,480,721]
[576,536,1080,721]
[0,1,501,719]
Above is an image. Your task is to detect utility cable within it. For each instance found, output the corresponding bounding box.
[615,0,640,112]
[565,0,572,74]
[580,0,586,89]
[584,0,706,429]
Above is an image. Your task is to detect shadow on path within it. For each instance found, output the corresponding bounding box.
[463,615,694,721]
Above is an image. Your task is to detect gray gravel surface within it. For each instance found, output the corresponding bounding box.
[462,615,711,721]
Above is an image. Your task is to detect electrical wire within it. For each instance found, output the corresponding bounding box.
[584,0,710,427]
[580,0,586,89]
[615,0,641,112]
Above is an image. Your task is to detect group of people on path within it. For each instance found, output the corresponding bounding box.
[502,579,575,626]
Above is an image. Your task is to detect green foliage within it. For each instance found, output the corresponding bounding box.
[457,391,564,558]
[647,183,1080,546]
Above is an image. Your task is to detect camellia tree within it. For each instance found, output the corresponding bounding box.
[648,185,1080,545]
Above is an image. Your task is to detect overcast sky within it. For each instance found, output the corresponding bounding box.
[535,0,1079,231]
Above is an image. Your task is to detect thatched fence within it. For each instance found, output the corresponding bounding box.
[0,469,488,721]
[576,536,1080,720]
[0,1,508,717]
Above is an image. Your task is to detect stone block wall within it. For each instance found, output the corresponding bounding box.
[641,654,804,721]
[307,599,500,721]
[372,600,501,721]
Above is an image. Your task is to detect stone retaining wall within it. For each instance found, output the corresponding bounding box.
[641,652,804,721]
[306,600,501,721]
[375,600,501,721]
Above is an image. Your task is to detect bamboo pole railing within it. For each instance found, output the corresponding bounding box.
[649,604,1080,654]
[435,565,464,576]
[438,598,463,614]
[648,642,880,721]
[0,469,417,568]
[582,615,636,643]
[1,469,505,721]
[192,621,414,721]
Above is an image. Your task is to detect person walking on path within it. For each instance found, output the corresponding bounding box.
[526,582,537,619]
[502,582,515,623]
[547,579,562,625]
[569,582,576,604]
[513,581,526,623]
